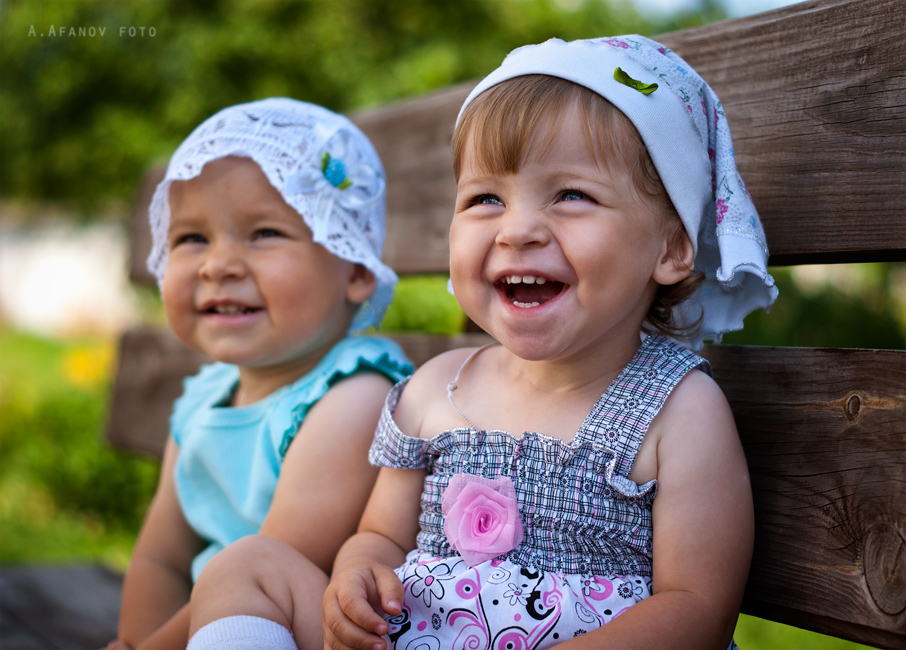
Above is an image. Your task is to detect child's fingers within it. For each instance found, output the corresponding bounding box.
[323,568,390,650]
[372,565,405,617]
[338,579,390,634]
[323,594,387,650]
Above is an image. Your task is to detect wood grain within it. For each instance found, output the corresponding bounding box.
[660,0,906,265]
[351,83,473,275]
[703,344,906,648]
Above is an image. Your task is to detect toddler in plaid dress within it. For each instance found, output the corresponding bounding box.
[322,34,775,650]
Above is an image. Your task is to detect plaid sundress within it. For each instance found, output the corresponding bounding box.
[368,334,729,649]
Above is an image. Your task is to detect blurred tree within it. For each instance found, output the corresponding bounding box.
[0,0,713,212]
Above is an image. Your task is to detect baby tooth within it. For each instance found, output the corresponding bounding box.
[536,277,546,285]
[522,276,535,284]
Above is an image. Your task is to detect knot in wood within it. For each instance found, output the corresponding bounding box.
[845,393,862,420]
[862,521,906,616]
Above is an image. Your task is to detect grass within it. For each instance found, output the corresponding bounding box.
[734,615,873,649]
[0,328,158,571]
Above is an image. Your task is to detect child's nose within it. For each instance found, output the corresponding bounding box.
[495,207,549,249]
[199,240,247,281]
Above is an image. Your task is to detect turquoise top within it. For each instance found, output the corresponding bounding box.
[171,336,412,581]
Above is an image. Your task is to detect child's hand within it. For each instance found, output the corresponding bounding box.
[322,561,404,650]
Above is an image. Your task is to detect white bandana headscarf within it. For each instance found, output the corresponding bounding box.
[459,36,778,350]
[147,98,395,333]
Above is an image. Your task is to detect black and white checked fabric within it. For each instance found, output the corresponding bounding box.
[369,334,709,577]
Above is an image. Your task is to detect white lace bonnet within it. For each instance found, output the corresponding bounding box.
[458,36,778,350]
[146,97,396,333]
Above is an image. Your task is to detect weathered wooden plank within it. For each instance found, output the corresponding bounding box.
[660,0,906,266]
[106,326,208,457]
[703,344,906,649]
[352,83,473,275]
[0,565,122,650]
[0,609,55,649]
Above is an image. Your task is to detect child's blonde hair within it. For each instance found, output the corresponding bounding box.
[453,74,703,338]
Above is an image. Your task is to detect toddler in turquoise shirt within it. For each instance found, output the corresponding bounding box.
[112,98,412,650]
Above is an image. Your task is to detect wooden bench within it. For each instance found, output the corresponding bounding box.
[2,0,902,647]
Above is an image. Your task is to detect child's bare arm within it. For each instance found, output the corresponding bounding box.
[258,371,395,573]
[324,466,426,650]
[133,605,190,650]
[118,437,201,648]
[553,371,753,649]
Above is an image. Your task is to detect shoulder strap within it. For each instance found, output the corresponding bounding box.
[581,334,709,477]
[446,343,497,430]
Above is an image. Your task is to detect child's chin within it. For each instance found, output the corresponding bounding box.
[495,331,565,362]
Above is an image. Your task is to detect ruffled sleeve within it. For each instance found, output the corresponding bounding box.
[369,378,433,469]
[271,336,413,458]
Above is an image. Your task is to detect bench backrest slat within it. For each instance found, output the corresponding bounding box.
[658,0,906,265]
[702,344,906,647]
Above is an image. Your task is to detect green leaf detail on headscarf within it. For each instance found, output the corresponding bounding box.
[614,67,658,95]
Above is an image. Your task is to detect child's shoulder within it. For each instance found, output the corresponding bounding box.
[403,346,479,394]
[636,366,737,482]
[391,346,482,438]
[656,366,733,438]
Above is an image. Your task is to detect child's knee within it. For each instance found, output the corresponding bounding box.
[191,535,320,635]
[196,535,296,591]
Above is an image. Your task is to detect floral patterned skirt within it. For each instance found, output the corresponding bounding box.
[385,550,653,650]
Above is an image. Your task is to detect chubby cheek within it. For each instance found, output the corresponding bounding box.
[448,225,486,313]
[259,259,347,326]
[160,272,197,344]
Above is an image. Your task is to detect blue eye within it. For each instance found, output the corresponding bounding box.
[561,190,588,201]
[255,228,283,239]
[476,194,504,206]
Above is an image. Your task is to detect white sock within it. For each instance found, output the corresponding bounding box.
[187,615,296,650]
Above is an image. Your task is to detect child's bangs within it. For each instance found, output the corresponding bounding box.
[455,76,583,179]
[454,76,651,186]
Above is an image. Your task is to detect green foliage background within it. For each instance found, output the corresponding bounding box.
[0,0,720,211]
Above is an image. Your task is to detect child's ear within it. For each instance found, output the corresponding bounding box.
[652,227,695,286]
[346,264,377,305]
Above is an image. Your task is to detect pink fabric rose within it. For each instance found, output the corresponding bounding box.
[442,474,524,567]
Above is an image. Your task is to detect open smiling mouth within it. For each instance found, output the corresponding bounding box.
[205,304,262,315]
[498,275,567,309]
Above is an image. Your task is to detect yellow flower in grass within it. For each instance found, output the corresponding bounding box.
[62,343,113,388]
